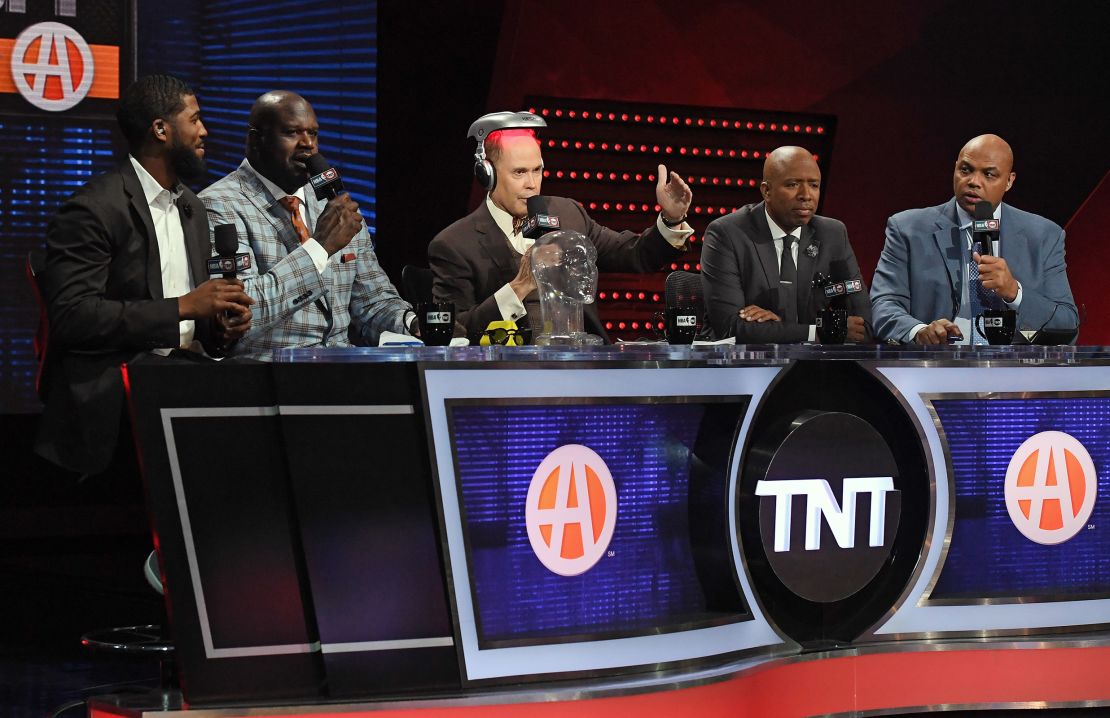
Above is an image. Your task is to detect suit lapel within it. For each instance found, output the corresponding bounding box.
[120,162,164,300]
[749,203,780,286]
[998,203,1024,266]
[474,203,516,276]
[237,164,303,255]
[932,198,964,302]
[796,223,817,320]
[179,189,209,288]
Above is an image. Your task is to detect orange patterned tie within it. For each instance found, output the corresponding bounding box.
[279,195,311,244]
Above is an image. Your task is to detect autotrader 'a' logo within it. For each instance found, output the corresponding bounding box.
[1005,431,1097,545]
[11,22,94,112]
[526,444,617,576]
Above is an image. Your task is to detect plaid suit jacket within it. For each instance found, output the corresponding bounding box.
[200,160,410,359]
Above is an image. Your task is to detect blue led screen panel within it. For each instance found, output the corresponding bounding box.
[930,395,1110,601]
[448,398,750,648]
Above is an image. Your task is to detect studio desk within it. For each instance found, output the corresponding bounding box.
[103,345,1110,717]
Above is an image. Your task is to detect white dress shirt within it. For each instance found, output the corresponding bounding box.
[128,156,196,350]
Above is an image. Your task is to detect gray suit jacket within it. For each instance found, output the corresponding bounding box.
[200,160,411,359]
[870,198,1078,343]
[700,202,871,342]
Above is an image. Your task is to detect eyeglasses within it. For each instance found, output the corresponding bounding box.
[481,327,524,346]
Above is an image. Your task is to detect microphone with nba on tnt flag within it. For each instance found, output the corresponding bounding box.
[207,224,252,279]
[972,200,999,256]
[820,259,864,311]
[522,195,561,240]
[306,153,346,201]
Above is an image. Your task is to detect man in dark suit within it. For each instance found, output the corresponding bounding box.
[700,146,870,342]
[36,75,253,476]
[428,113,692,343]
[871,134,1077,344]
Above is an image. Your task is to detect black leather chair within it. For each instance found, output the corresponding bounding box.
[25,250,50,399]
[25,252,175,695]
[401,264,434,305]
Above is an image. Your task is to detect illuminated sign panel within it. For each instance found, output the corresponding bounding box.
[929,396,1109,601]
[1,1,128,117]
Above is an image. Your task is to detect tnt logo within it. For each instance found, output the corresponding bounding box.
[10,22,93,111]
[676,315,696,327]
[525,444,617,576]
[1004,431,1097,545]
[424,311,451,324]
[756,477,895,552]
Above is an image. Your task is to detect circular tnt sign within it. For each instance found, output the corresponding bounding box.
[525,444,617,576]
[11,22,95,112]
[754,412,901,603]
[1005,431,1097,545]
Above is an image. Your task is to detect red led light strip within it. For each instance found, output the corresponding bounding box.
[544,170,768,189]
[545,139,822,162]
[583,201,738,217]
[531,106,825,134]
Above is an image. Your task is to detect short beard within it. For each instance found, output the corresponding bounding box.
[169,140,206,183]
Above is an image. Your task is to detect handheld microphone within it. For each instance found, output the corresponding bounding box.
[522,195,561,239]
[972,201,999,256]
[207,224,252,278]
[305,153,345,201]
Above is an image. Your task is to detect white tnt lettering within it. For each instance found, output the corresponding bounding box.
[756,477,895,551]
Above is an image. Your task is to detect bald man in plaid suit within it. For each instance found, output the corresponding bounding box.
[200,91,414,359]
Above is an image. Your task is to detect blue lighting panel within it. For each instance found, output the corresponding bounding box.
[0,122,117,413]
[449,400,746,646]
[930,397,1110,600]
[198,0,377,231]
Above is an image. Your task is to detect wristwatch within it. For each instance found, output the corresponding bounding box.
[662,212,687,228]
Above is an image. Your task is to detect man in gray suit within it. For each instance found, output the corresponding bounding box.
[701,146,871,342]
[871,134,1078,344]
[201,91,415,359]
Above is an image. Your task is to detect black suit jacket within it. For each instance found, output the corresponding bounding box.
[35,161,213,474]
[427,196,684,343]
[700,201,871,342]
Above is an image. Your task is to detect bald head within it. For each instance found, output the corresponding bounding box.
[952,134,1016,214]
[763,146,819,183]
[248,90,311,132]
[246,90,320,194]
[761,146,821,232]
[958,134,1014,173]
